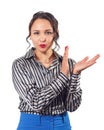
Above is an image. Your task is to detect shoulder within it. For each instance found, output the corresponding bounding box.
[12,47,35,66]
[12,56,26,69]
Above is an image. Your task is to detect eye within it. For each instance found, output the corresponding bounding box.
[45,31,53,35]
[33,32,39,35]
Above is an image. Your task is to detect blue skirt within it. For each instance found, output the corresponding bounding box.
[17,112,71,130]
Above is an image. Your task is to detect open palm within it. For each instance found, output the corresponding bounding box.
[73,54,100,74]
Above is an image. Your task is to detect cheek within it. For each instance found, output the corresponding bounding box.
[30,39,38,47]
[47,40,53,47]
[30,36,38,43]
[48,36,54,42]
[47,39,54,47]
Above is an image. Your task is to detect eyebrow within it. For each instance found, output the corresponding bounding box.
[32,29,53,32]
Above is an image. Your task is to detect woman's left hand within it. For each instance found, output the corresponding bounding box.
[73,54,100,74]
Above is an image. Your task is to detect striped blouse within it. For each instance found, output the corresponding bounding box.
[12,47,82,115]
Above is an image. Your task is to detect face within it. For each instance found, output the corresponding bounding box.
[30,18,54,53]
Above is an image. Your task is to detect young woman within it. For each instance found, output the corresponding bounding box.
[12,11,100,130]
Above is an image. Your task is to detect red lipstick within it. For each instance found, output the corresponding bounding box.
[40,44,46,48]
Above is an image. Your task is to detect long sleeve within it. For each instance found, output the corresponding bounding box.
[12,59,69,112]
[63,58,82,112]
[65,73,82,112]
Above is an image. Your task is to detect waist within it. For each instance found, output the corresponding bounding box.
[20,111,68,120]
[20,111,68,118]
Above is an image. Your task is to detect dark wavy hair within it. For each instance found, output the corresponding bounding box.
[26,11,60,50]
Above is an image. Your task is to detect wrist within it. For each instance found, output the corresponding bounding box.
[73,69,81,74]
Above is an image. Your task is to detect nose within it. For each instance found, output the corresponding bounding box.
[39,34,46,42]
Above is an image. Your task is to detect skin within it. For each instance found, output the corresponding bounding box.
[30,18,100,75]
[30,19,55,67]
[61,46,100,75]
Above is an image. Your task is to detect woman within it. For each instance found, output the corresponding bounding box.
[12,11,100,130]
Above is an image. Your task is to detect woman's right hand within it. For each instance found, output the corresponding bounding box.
[61,46,69,76]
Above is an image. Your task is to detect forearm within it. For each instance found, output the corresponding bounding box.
[12,65,69,112]
[63,73,82,112]
[69,73,81,92]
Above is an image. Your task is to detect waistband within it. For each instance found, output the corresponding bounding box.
[20,111,69,122]
[21,111,67,118]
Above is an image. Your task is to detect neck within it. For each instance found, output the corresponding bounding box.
[35,49,54,63]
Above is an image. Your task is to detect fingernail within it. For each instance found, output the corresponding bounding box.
[65,46,68,50]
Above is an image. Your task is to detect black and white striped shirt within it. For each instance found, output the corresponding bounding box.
[12,47,82,115]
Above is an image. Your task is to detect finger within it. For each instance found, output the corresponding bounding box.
[85,54,100,67]
[79,56,89,63]
[89,54,100,62]
[86,54,100,66]
[63,46,69,60]
[79,54,100,64]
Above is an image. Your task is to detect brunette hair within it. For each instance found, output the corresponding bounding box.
[26,11,60,50]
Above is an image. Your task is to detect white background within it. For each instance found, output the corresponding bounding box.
[0,0,104,130]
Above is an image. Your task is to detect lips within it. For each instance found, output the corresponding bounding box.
[40,44,46,48]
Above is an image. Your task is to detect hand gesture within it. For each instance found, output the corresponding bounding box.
[73,54,100,74]
[61,46,69,76]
